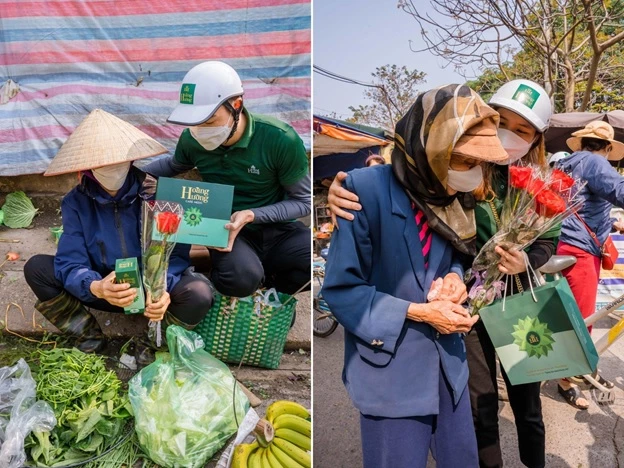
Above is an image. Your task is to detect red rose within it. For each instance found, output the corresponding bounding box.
[509,166,533,189]
[550,169,575,192]
[536,190,566,217]
[156,211,181,235]
[527,179,546,195]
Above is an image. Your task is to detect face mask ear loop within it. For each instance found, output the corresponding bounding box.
[223,99,243,144]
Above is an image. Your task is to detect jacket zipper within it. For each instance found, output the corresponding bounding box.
[97,241,107,265]
[114,202,128,258]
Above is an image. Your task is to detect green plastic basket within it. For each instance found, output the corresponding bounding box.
[195,290,297,369]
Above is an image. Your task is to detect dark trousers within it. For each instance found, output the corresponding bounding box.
[209,221,310,297]
[466,320,545,468]
[360,371,478,468]
[24,254,213,326]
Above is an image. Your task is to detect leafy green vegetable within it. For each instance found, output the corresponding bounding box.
[25,349,132,467]
[0,209,4,225]
[2,191,38,228]
[83,433,142,468]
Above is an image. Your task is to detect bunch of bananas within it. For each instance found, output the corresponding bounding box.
[231,400,311,468]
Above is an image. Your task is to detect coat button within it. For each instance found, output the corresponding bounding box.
[435,332,440,339]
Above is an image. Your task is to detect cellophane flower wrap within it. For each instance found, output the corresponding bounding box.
[468,164,585,315]
[141,201,184,305]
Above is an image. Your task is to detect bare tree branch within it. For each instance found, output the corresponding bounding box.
[400,0,624,112]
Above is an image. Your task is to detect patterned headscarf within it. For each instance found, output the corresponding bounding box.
[392,84,501,256]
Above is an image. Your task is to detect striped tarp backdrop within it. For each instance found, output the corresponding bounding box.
[0,0,311,176]
[596,233,624,312]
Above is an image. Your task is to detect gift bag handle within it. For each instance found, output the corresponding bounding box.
[501,253,538,312]
[523,253,539,303]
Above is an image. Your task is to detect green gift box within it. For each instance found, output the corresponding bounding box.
[115,257,145,315]
[479,278,599,385]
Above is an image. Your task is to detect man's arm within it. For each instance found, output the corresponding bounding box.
[141,154,194,178]
[251,173,311,223]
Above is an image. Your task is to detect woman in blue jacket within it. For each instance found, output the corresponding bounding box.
[556,120,624,409]
[321,85,509,468]
[23,110,213,356]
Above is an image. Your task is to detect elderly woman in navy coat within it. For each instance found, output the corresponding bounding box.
[322,85,509,468]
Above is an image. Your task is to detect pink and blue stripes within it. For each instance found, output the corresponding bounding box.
[0,0,311,176]
[413,206,432,269]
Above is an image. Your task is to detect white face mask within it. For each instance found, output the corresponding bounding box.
[190,116,233,151]
[495,128,533,165]
[447,165,484,193]
[92,162,131,191]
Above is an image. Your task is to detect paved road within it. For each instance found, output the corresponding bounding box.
[313,319,624,468]
[313,326,363,468]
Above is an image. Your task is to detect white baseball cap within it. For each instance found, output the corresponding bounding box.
[167,61,244,126]
[547,151,570,166]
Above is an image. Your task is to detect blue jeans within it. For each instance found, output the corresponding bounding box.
[360,370,478,468]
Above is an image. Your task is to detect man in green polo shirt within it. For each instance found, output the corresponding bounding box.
[144,61,311,298]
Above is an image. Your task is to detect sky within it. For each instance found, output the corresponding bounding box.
[313,0,467,121]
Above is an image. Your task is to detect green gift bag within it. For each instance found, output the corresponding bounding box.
[194,288,297,369]
[479,278,599,385]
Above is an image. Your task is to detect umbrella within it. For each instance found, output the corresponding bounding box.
[545,110,624,155]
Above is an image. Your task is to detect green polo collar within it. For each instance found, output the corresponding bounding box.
[227,109,255,150]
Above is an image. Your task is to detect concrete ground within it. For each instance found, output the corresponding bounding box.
[0,208,310,351]
[314,322,624,468]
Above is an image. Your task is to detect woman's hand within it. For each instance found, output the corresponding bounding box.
[90,271,137,307]
[496,245,527,275]
[144,291,171,322]
[407,301,478,334]
[327,171,362,224]
[428,273,467,304]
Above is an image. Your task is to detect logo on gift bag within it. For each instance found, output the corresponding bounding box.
[512,316,556,358]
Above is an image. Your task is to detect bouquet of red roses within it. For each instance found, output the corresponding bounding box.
[468,164,584,315]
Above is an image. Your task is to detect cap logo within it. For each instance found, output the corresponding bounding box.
[180,83,196,104]
[511,84,540,109]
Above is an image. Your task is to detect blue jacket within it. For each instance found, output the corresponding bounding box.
[321,165,468,418]
[559,151,624,256]
[55,167,190,303]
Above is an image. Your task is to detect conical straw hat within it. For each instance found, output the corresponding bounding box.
[44,109,168,176]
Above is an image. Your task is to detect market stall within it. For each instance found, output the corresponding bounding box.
[312,115,392,254]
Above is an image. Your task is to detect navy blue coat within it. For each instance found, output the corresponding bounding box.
[322,165,468,418]
[559,151,624,256]
[55,167,190,303]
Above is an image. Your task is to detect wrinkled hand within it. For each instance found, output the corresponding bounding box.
[215,210,254,252]
[412,300,477,334]
[144,290,170,322]
[327,171,361,225]
[496,245,527,275]
[428,273,467,304]
[90,271,137,308]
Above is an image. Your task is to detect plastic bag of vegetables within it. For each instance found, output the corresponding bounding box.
[129,325,249,468]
